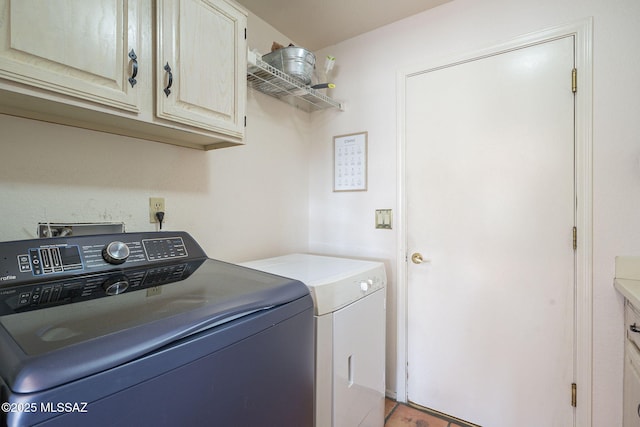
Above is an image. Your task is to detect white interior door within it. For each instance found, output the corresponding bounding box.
[405,36,576,427]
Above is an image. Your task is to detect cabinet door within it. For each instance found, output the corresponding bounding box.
[156,0,246,138]
[0,0,140,112]
[624,342,640,427]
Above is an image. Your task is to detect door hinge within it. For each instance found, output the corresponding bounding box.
[571,68,577,93]
[571,383,577,407]
[572,226,577,250]
[244,28,247,40]
[244,116,247,127]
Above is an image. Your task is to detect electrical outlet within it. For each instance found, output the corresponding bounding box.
[149,197,165,223]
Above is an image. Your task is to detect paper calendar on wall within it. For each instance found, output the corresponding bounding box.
[334,132,368,192]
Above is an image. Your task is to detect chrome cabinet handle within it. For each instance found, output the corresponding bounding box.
[128,49,138,88]
[630,323,640,333]
[163,62,173,97]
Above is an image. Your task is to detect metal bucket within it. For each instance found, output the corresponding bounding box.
[262,47,316,84]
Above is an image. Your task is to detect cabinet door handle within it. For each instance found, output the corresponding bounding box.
[637,403,640,418]
[128,49,138,88]
[163,62,173,97]
[630,323,640,333]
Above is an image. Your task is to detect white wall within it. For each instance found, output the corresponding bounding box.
[0,13,310,263]
[1,1,638,424]
[308,0,640,424]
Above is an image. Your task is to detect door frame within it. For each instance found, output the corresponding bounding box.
[395,18,593,426]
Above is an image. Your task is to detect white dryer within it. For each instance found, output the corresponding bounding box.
[241,254,386,427]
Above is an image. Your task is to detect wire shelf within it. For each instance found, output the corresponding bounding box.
[247,53,343,113]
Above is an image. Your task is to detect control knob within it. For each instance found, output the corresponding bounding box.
[360,279,374,292]
[102,241,130,265]
[102,275,130,296]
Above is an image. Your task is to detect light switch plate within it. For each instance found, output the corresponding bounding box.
[375,209,392,229]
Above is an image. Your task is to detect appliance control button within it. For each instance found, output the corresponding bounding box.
[19,292,31,305]
[360,281,370,292]
[102,241,130,265]
[103,276,130,296]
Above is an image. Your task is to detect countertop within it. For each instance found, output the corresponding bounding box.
[614,256,640,308]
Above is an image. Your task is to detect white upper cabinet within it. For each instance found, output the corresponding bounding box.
[0,0,140,112]
[157,0,246,138]
[0,0,247,150]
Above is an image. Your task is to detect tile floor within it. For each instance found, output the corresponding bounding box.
[384,399,477,427]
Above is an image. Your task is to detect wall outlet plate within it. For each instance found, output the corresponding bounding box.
[149,197,165,223]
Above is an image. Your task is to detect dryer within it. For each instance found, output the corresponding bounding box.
[241,254,386,427]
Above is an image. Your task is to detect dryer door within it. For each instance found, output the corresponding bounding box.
[333,289,386,427]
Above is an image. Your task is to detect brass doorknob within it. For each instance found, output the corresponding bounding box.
[411,252,428,264]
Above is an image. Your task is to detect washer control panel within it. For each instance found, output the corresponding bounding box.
[0,231,206,289]
[0,231,208,315]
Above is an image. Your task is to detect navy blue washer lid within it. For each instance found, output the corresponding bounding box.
[0,258,309,393]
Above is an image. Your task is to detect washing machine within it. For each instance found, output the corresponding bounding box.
[0,232,314,427]
[241,254,386,427]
